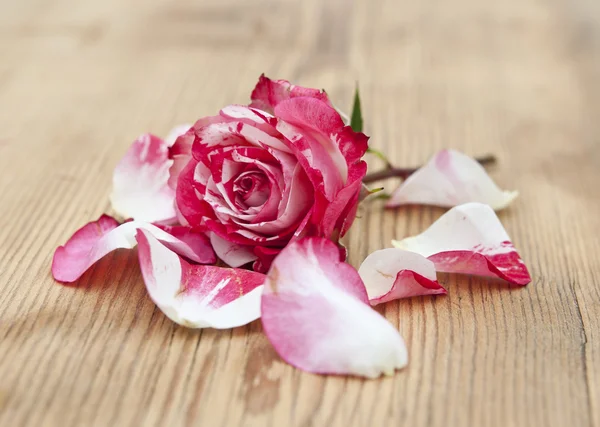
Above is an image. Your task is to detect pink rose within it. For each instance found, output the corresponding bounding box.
[51,74,532,379]
[170,76,368,272]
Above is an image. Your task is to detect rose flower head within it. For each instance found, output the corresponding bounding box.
[170,75,369,272]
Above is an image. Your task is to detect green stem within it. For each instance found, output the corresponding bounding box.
[362,154,497,184]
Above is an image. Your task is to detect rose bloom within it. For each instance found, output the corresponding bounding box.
[169,75,368,272]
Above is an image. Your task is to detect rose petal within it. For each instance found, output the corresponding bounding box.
[155,224,216,264]
[249,74,331,114]
[358,248,446,305]
[110,133,176,223]
[219,106,292,153]
[274,97,344,140]
[168,118,222,189]
[168,131,195,190]
[165,124,192,146]
[52,215,215,283]
[321,160,367,239]
[392,203,531,285]
[386,149,518,210]
[175,160,213,227]
[209,232,257,267]
[261,237,408,378]
[232,164,312,236]
[136,229,265,329]
[275,102,347,199]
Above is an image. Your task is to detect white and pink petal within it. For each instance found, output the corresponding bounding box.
[358,248,446,305]
[321,161,367,238]
[392,203,531,285]
[168,131,195,189]
[249,74,331,114]
[136,230,265,329]
[155,224,215,262]
[386,149,518,210]
[110,133,176,223]
[175,160,211,227]
[219,107,291,153]
[261,237,408,378]
[165,124,192,146]
[52,216,215,283]
[209,232,257,267]
[275,99,348,198]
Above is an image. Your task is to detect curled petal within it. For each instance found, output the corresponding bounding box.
[358,248,446,305]
[52,215,120,282]
[261,237,408,378]
[168,118,222,189]
[218,105,283,141]
[210,232,257,267]
[155,224,215,263]
[250,74,331,114]
[322,161,367,239]
[136,230,265,329]
[165,124,192,146]
[393,203,531,285]
[274,97,345,144]
[386,149,518,210]
[110,134,176,223]
[52,215,215,283]
[168,131,195,190]
[174,160,211,227]
[335,126,369,166]
[275,98,348,199]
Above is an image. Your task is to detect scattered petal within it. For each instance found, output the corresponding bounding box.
[110,134,176,223]
[52,215,120,282]
[386,149,518,210]
[261,237,407,378]
[358,248,446,305]
[136,230,265,328]
[155,225,216,265]
[393,203,531,285]
[52,216,215,283]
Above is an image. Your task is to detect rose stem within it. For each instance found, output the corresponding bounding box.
[362,154,497,184]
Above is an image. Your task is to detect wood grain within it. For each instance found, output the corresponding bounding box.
[1,0,599,425]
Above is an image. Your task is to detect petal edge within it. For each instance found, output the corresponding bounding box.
[261,238,408,378]
[393,203,531,285]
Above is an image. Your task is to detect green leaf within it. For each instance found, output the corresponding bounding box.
[350,85,363,133]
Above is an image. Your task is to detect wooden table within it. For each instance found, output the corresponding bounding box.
[1,0,599,425]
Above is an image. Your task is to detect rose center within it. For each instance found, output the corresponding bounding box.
[233,171,270,209]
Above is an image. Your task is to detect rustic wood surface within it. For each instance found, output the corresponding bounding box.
[1,0,599,425]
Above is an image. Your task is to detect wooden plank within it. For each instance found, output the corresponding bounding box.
[0,0,598,425]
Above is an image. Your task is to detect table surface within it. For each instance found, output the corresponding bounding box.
[1,0,599,426]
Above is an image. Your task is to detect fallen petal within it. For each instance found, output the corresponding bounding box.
[52,216,215,283]
[358,248,446,305]
[386,149,518,210]
[110,133,177,223]
[261,237,407,378]
[136,229,265,328]
[393,203,531,285]
[51,214,120,282]
[155,225,216,265]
